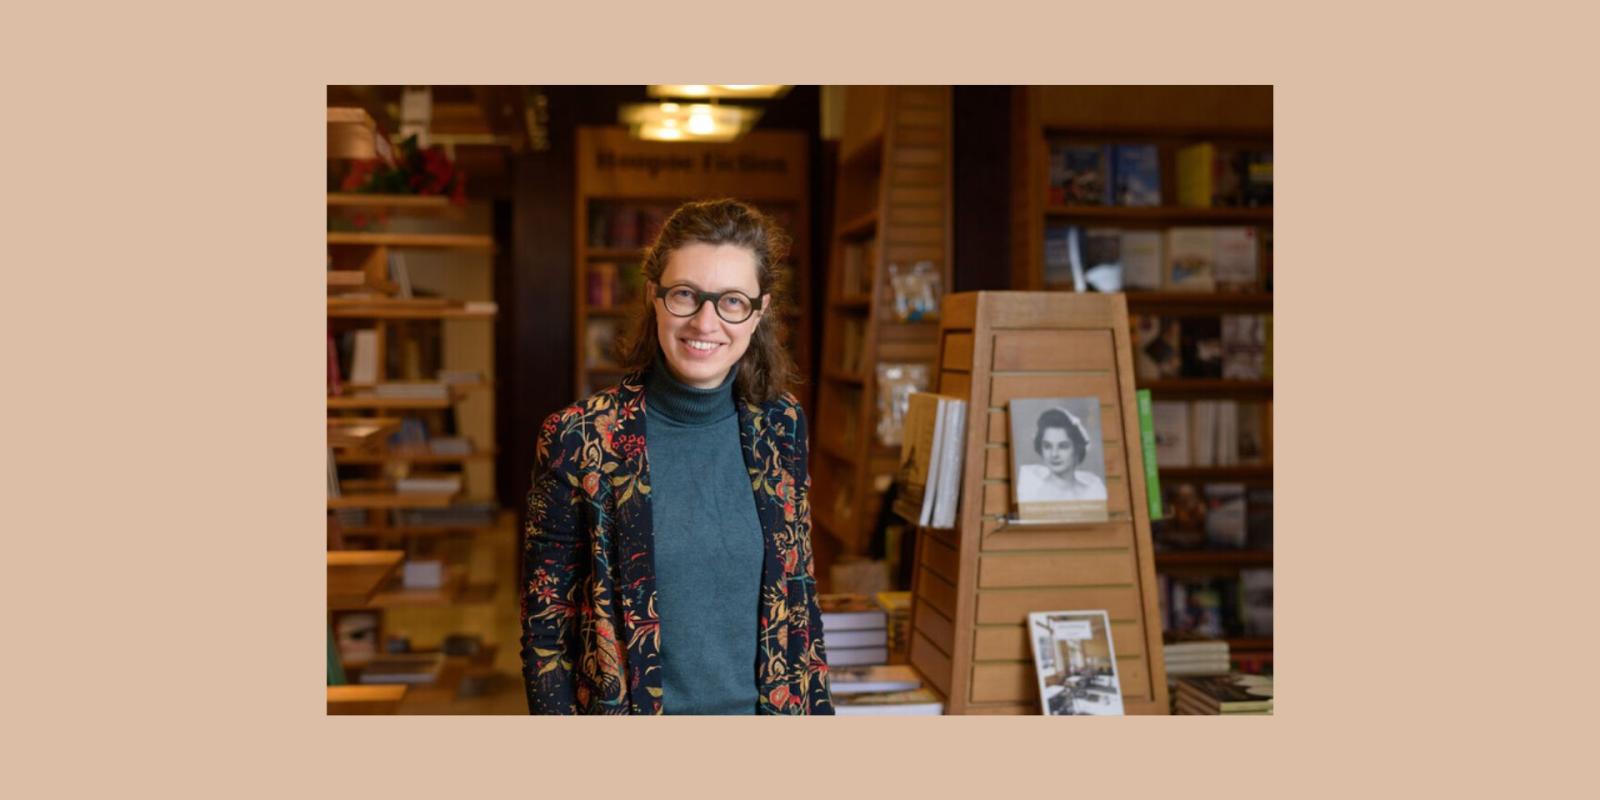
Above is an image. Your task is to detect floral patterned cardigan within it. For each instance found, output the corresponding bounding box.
[519,369,834,714]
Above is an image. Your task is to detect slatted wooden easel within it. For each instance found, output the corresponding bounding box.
[906,291,1170,714]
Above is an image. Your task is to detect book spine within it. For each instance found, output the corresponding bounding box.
[1137,389,1162,520]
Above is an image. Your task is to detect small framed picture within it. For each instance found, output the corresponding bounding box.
[1028,609,1125,716]
[1008,396,1109,522]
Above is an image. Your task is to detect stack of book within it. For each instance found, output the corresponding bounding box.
[374,382,450,401]
[396,474,462,495]
[875,590,912,654]
[395,501,497,527]
[1174,674,1273,715]
[1162,636,1231,678]
[831,664,943,716]
[818,594,888,666]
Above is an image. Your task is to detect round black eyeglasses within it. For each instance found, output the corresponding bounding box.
[654,283,763,324]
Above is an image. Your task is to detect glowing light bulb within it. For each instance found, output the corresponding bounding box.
[688,111,715,134]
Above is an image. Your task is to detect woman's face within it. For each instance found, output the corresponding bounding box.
[653,242,767,389]
[1039,427,1075,477]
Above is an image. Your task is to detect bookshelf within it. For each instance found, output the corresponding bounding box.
[906,291,1169,714]
[1008,86,1274,667]
[326,112,514,708]
[812,86,953,558]
[572,126,811,400]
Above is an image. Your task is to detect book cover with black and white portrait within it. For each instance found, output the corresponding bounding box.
[1008,397,1109,522]
[1029,609,1125,716]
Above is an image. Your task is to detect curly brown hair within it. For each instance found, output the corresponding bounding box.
[616,198,798,404]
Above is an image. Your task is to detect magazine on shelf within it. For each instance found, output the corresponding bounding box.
[1029,610,1125,716]
[828,664,923,695]
[893,392,944,527]
[834,687,944,716]
[1008,396,1109,523]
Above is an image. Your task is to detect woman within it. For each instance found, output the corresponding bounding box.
[520,199,833,715]
[1015,407,1106,502]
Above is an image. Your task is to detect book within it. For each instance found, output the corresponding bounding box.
[1240,568,1273,636]
[585,318,620,368]
[825,646,889,667]
[1029,609,1125,715]
[1246,487,1273,549]
[1075,227,1123,293]
[1136,390,1162,520]
[402,558,445,589]
[327,333,343,396]
[1151,401,1191,468]
[1119,230,1164,290]
[1222,314,1267,380]
[1212,227,1260,290]
[1153,482,1207,550]
[359,652,446,685]
[1165,227,1216,291]
[1180,317,1224,378]
[1237,402,1268,464]
[929,395,968,528]
[588,261,618,308]
[1111,144,1161,206]
[1049,142,1112,205]
[1009,396,1109,523]
[826,628,888,649]
[1191,401,1217,467]
[1043,225,1074,286]
[396,475,462,494]
[1175,143,1217,208]
[1203,483,1247,548]
[1176,674,1273,714]
[828,664,923,695]
[874,591,913,653]
[894,392,944,526]
[818,593,888,631]
[834,687,943,716]
[375,382,450,400]
[348,329,379,385]
[1134,315,1182,380]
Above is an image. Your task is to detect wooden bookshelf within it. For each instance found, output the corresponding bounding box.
[572,127,811,402]
[812,86,953,557]
[1007,87,1274,660]
[325,114,511,712]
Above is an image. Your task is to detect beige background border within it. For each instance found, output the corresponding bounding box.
[10,1,1595,795]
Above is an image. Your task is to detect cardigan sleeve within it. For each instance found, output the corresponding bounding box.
[791,403,836,714]
[519,410,586,714]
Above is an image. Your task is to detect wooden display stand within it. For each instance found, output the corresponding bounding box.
[812,86,953,557]
[572,126,810,400]
[906,291,1169,715]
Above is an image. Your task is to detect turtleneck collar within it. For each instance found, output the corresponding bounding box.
[646,352,738,425]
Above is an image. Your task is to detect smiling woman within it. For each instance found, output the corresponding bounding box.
[520,199,832,715]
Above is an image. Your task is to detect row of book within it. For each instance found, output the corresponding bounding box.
[586,260,645,309]
[1154,482,1272,551]
[1049,142,1163,206]
[1159,569,1273,638]
[1047,140,1273,208]
[892,393,969,528]
[589,202,796,250]
[1134,314,1271,382]
[1151,400,1272,468]
[1046,225,1269,293]
[588,202,675,249]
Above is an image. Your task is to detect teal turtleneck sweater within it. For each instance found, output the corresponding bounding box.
[645,357,764,715]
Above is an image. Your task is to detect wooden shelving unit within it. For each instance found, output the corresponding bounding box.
[1008,86,1274,666]
[812,86,953,557]
[572,126,811,401]
[326,111,512,710]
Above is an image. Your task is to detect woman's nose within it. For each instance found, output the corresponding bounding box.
[689,300,720,328]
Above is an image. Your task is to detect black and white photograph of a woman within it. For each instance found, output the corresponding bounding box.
[1008,396,1108,522]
